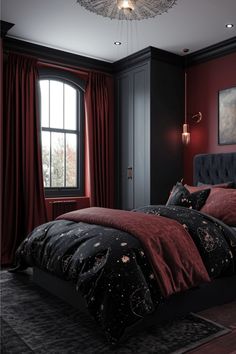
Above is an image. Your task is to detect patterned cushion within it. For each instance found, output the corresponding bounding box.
[166,182,210,210]
[201,188,236,226]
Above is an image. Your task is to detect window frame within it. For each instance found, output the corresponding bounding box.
[39,68,85,197]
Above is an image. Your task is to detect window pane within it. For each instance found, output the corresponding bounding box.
[41,131,50,187]
[64,84,77,130]
[40,80,49,127]
[50,80,63,129]
[51,132,64,187]
[66,134,77,187]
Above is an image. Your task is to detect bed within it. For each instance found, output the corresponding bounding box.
[12,152,236,345]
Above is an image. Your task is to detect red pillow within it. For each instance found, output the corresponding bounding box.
[200,188,236,226]
[185,183,232,194]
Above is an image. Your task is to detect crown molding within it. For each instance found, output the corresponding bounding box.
[3,37,113,73]
[114,46,184,72]
[0,21,15,38]
[114,47,152,72]
[3,34,236,72]
[185,36,236,67]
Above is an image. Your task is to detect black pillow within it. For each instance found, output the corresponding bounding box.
[166,182,210,210]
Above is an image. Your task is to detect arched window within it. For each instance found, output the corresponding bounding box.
[39,69,85,197]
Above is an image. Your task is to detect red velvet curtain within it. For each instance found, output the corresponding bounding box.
[85,72,114,208]
[1,53,47,265]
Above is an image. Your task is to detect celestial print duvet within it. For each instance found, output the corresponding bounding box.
[13,206,236,345]
[135,205,236,279]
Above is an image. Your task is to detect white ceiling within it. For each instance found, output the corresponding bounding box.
[1,0,236,63]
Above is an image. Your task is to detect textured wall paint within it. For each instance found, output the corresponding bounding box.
[184,52,236,184]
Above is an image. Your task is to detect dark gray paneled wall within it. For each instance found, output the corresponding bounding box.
[117,62,150,210]
[118,73,133,210]
[116,51,184,210]
[133,64,150,208]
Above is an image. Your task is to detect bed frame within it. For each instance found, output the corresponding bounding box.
[33,152,236,338]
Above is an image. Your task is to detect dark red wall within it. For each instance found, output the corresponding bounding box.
[184,52,236,184]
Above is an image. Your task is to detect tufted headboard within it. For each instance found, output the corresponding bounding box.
[193,152,236,185]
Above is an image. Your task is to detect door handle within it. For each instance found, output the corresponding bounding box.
[127,167,133,180]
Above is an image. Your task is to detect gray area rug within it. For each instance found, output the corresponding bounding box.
[0,270,230,353]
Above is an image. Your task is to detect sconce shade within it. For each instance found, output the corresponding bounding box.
[182,123,190,145]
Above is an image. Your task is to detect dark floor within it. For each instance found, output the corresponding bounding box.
[188,301,236,353]
[1,267,236,353]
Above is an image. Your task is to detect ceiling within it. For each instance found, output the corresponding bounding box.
[1,0,236,63]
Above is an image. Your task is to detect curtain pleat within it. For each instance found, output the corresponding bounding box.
[85,72,114,208]
[1,53,47,265]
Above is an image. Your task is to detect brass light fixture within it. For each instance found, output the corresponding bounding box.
[76,0,178,20]
[182,72,202,145]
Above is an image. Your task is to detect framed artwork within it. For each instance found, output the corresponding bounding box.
[218,86,236,145]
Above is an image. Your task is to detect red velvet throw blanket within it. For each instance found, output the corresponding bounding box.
[57,207,210,297]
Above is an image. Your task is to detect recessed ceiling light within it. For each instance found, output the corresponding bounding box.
[114,41,122,45]
[225,23,234,28]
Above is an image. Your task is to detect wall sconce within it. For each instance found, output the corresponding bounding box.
[182,72,202,145]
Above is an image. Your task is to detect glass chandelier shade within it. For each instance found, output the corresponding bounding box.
[182,123,191,145]
[76,0,178,20]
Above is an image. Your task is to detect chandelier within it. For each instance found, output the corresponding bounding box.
[76,0,178,20]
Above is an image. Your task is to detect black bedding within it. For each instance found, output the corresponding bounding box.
[135,206,236,278]
[13,206,236,345]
